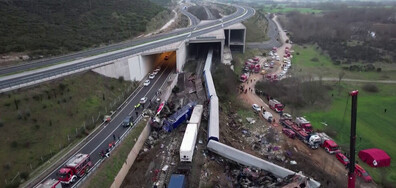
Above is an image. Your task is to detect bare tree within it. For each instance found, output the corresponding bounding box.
[338,71,345,85]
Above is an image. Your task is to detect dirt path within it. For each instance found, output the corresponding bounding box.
[237,15,377,188]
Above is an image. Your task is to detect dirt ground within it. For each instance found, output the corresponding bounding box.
[231,16,377,188]
[119,15,378,188]
[120,64,209,188]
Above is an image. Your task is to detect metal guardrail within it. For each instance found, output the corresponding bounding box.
[71,114,144,188]
[28,80,145,188]
[0,5,250,93]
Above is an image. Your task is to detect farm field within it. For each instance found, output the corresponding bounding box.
[291,45,396,81]
[304,82,396,185]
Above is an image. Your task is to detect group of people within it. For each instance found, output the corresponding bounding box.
[239,78,257,94]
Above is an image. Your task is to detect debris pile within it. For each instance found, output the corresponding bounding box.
[227,164,313,187]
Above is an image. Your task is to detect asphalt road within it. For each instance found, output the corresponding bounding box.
[35,66,173,188]
[247,14,282,49]
[181,8,200,25]
[21,4,255,187]
[0,6,254,92]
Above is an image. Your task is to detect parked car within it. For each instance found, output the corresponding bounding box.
[143,80,150,86]
[252,104,261,112]
[122,116,133,127]
[149,73,155,79]
[355,164,373,182]
[282,128,295,139]
[335,153,350,166]
[140,97,148,104]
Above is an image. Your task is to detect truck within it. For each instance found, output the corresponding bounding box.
[253,57,260,62]
[316,133,341,154]
[280,113,292,121]
[240,73,249,82]
[168,174,187,188]
[298,132,321,149]
[321,139,340,154]
[254,64,261,73]
[261,111,273,122]
[269,99,284,113]
[57,153,92,184]
[280,120,320,149]
[163,102,196,132]
[294,117,313,133]
[188,105,203,129]
[36,179,61,188]
[180,124,198,162]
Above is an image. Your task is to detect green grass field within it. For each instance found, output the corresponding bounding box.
[289,43,396,185]
[304,83,396,185]
[84,120,147,188]
[0,72,133,186]
[291,45,396,80]
[261,5,323,14]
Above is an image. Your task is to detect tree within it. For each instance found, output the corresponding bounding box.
[338,71,345,85]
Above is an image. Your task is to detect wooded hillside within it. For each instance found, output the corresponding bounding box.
[0,0,165,57]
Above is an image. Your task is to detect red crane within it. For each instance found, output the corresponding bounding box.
[348,90,358,188]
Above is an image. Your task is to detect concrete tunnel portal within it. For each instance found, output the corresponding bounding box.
[142,51,177,72]
[93,23,246,81]
[187,42,222,63]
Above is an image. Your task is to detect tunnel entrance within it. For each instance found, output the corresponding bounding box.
[141,51,177,74]
[187,42,221,64]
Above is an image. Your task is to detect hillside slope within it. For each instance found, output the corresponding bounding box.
[0,0,165,58]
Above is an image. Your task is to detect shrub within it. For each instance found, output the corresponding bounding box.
[17,113,22,120]
[20,171,29,180]
[311,57,319,62]
[362,83,379,93]
[3,163,11,170]
[118,76,124,83]
[172,86,180,93]
[10,141,18,148]
[376,67,382,72]
[58,83,68,91]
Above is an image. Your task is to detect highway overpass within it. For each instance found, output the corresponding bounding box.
[0,5,254,93]
[22,3,254,187]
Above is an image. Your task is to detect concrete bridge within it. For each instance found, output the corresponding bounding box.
[92,21,247,82]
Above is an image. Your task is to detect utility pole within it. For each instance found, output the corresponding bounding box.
[348,90,358,188]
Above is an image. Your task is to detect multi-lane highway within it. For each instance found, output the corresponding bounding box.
[30,66,173,187]
[0,5,254,92]
[181,7,200,26]
[21,4,255,187]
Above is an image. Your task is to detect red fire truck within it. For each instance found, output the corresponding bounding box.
[57,153,92,184]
